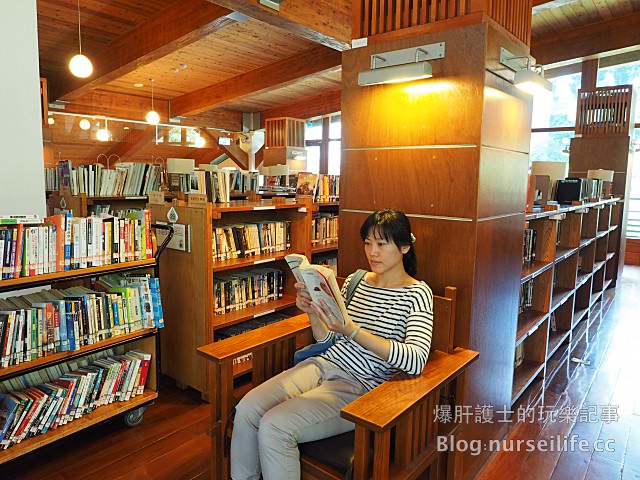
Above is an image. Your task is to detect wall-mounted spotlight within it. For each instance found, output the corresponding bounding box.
[358,42,445,87]
[499,48,552,96]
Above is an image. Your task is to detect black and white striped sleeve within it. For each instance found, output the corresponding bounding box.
[386,286,434,375]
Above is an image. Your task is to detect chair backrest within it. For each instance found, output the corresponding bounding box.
[431,286,456,354]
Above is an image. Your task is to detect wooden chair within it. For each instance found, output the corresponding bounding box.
[197,287,479,480]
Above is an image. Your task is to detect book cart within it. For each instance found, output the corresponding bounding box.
[0,224,173,464]
[512,198,623,409]
[148,195,339,399]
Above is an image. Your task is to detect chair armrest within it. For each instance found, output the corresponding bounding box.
[340,347,479,432]
[197,314,312,363]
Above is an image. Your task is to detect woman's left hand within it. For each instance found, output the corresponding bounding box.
[310,300,357,337]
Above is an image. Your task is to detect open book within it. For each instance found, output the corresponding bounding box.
[285,254,348,324]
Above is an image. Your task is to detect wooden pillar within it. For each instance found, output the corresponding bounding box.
[580,58,599,91]
[339,19,533,480]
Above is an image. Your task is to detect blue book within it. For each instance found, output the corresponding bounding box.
[0,393,20,443]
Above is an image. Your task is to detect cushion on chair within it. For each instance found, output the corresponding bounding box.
[299,431,355,475]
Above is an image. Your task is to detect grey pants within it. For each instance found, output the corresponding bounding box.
[230,356,367,480]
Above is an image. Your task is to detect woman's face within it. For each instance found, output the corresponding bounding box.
[364,230,409,275]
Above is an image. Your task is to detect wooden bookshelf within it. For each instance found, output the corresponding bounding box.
[0,390,158,464]
[311,242,339,254]
[0,259,155,291]
[512,360,545,405]
[0,253,162,463]
[213,296,298,329]
[513,198,624,407]
[148,198,331,397]
[0,328,157,378]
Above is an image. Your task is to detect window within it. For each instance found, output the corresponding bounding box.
[531,72,582,129]
[597,60,640,123]
[530,131,574,164]
[304,113,341,175]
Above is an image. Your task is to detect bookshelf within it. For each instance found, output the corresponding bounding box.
[512,197,623,407]
[0,254,168,464]
[148,196,339,397]
[47,192,149,217]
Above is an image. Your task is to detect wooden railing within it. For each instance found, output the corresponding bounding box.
[352,0,531,45]
[575,85,635,137]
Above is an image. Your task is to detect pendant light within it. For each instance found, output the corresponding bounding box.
[146,79,160,125]
[96,118,110,142]
[69,0,93,78]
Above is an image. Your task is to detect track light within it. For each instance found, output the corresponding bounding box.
[358,42,445,87]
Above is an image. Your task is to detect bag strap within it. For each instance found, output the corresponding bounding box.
[346,269,367,307]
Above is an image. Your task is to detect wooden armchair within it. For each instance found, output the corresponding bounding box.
[197,287,478,480]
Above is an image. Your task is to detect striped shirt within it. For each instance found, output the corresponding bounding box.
[321,273,434,391]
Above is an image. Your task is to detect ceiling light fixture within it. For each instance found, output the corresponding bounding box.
[499,48,552,96]
[79,118,91,130]
[68,0,93,78]
[96,118,110,141]
[146,78,160,125]
[195,132,206,148]
[358,42,445,86]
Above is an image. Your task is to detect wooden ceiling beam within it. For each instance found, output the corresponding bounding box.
[261,89,341,125]
[51,0,234,101]
[186,145,226,165]
[171,45,342,117]
[200,130,249,170]
[206,0,350,50]
[531,11,640,66]
[105,126,158,161]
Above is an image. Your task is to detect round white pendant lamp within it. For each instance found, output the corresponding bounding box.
[96,118,110,141]
[146,79,160,125]
[79,118,91,130]
[195,135,206,148]
[69,0,93,78]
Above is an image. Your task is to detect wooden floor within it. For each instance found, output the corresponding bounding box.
[1,266,638,480]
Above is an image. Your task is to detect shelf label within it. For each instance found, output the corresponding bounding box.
[148,191,165,205]
[188,193,208,207]
[254,257,276,265]
[254,206,276,210]
[254,309,276,318]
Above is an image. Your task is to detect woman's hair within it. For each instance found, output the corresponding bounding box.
[359,209,417,276]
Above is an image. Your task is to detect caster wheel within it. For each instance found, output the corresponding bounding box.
[124,406,146,427]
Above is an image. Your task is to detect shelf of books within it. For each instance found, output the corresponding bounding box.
[512,197,622,408]
[0,211,167,462]
[148,189,340,398]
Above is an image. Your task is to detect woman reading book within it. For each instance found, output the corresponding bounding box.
[231,209,434,480]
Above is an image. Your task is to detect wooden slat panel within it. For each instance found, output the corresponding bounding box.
[575,85,634,137]
[353,0,522,43]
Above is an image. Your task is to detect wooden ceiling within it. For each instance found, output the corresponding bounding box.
[36,0,640,133]
[532,0,640,39]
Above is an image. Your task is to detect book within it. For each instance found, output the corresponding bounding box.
[284,254,347,323]
[295,172,319,198]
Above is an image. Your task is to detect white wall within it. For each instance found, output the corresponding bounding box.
[0,0,46,217]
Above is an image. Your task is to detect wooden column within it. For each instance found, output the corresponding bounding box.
[340,19,533,480]
[580,59,599,91]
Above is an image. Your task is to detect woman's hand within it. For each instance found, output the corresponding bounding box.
[310,300,357,337]
[295,282,315,315]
